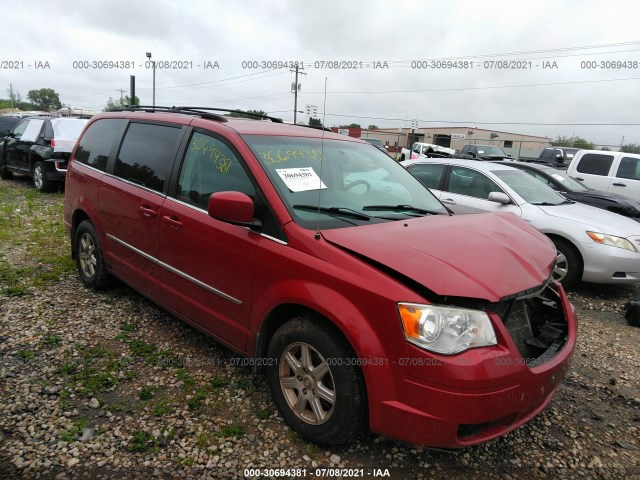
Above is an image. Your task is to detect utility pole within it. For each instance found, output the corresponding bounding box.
[116,88,126,103]
[621,136,625,151]
[9,83,14,110]
[290,64,306,124]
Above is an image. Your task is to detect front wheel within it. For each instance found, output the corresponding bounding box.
[266,315,367,446]
[74,220,111,289]
[32,160,56,193]
[552,238,582,288]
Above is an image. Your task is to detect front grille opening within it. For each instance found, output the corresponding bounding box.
[490,284,568,367]
[612,272,627,278]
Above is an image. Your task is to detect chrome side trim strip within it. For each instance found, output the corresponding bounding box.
[106,233,242,305]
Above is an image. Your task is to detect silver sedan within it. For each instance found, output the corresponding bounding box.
[402,158,640,287]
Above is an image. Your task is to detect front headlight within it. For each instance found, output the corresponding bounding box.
[398,303,497,355]
[586,231,637,252]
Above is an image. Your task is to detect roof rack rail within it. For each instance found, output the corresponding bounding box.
[117,105,227,122]
[177,107,284,123]
[117,105,284,123]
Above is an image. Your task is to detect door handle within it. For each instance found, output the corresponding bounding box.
[441,198,456,204]
[162,215,183,230]
[575,177,584,181]
[139,205,159,218]
[612,182,626,187]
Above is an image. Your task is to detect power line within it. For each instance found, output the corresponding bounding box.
[317,112,640,126]
[303,76,640,94]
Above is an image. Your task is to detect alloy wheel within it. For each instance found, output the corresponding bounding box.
[278,342,336,425]
[78,232,97,279]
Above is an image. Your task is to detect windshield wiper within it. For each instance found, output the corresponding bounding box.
[362,204,443,216]
[293,204,371,221]
[531,202,563,206]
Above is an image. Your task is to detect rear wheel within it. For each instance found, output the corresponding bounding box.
[266,315,367,446]
[552,238,581,288]
[74,220,111,289]
[32,161,56,193]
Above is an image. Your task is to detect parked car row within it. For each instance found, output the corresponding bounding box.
[402,158,640,287]
[0,114,89,192]
[62,106,576,448]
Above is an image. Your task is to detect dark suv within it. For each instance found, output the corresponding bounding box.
[530,147,580,169]
[0,116,89,192]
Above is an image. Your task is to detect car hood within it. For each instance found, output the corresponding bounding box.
[566,190,640,216]
[537,201,640,235]
[321,212,555,302]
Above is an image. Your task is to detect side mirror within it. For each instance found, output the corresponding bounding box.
[207,191,259,228]
[488,192,511,204]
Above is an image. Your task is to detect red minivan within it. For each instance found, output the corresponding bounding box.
[63,107,576,448]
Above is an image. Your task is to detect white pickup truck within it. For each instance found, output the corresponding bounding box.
[567,150,640,202]
[399,142,455,161]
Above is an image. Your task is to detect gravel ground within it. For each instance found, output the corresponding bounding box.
[1,177,639,479]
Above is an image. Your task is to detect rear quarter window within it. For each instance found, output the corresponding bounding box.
[113,122,183,192]
[74,119,128,171]
[576,153,614,176]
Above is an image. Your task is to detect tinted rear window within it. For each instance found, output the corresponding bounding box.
[74,119,127,171]
[576,153,614,176]
[114,122,183,192]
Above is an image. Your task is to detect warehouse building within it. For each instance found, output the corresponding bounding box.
[354,126,552,160]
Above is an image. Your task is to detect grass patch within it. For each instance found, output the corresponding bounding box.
[121,322,137,332]
[0,186,74,294]
[195,431,211,448]
[153,399,173,417]
[60,345,132,397]
[41,334,62,346]
[129,431,158,453]
[60,418,87,443]
[139,386,156,401]
[17,350,35,360]
[256,409,271,420]
[218,423,244,438]
[187,388,208,412]
[176,368,197,390]
[210,375,229,388]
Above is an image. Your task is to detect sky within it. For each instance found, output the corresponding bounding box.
[2,0,640,148]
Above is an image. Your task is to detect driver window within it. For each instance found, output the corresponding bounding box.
[448,166,502,199]
[177,132,255,209]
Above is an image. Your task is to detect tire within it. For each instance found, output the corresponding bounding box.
[551,238,582,288]
[74,220,111,289]
[266,315,367,446]
[32,160,56,193]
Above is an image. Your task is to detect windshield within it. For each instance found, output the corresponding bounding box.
[242,135,448,229]
[546,169,589,192]
[477,146,507,156]
[494,169,568,205]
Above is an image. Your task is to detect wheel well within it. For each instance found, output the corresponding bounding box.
[546,233,584,270]
[70,210,91,259]
[254,304,355,372]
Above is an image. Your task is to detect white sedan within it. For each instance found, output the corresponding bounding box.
[402,158,640,287]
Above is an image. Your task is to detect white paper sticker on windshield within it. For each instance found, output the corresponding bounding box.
[276,167,327,192]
